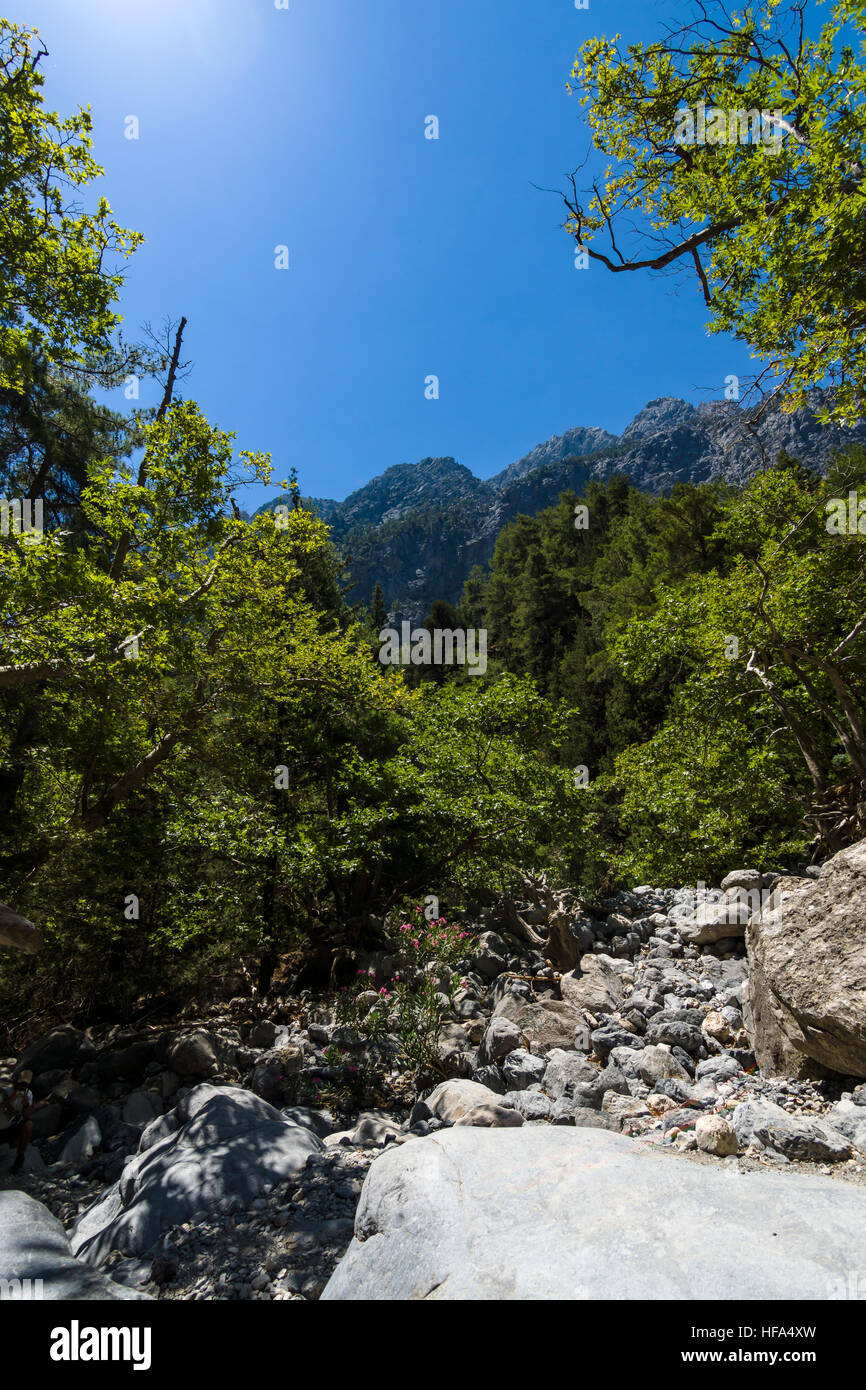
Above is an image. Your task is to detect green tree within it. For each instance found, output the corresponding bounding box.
[369,581,388,631]
[564,0,866,419]
[605,456,866,875]
[0,21,142,391]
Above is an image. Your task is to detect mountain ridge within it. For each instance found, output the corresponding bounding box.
[256,394,866,619]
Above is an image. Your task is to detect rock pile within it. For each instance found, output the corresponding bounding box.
[3,843,866,1300]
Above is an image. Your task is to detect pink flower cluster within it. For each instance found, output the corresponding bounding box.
[398,917,471,947]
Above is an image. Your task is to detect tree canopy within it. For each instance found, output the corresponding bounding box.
[564,0,866,421]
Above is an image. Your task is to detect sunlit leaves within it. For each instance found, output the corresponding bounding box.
[0,21,142,390]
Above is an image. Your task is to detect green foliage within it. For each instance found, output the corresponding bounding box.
[566,0,866,419]
[369,581,388,631]
[4,7,865,1041]
[0,387,580,1023]
[478,476,734,775]
[474,454,866,882]
[336,912,476,1077]
[0,21,142,390]
[602,454,866,877]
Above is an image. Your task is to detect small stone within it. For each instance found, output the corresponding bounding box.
[702,1010,733,1044]
[695,1114,739,1157]
[646,1093,679,1115]
[502,1049,546,1090]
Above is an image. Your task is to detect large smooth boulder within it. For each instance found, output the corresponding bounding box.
[322,1127,866,1301]
[70,1084,321,1263]
[745,841,866,1078]
[0,1192,150,1300]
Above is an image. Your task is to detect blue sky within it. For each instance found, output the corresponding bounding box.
[16,0,755,509]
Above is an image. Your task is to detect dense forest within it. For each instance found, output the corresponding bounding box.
[1,1,865,1054]
[457,457,866,883]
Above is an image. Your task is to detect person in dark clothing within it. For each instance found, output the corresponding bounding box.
[1,1071,33,1175]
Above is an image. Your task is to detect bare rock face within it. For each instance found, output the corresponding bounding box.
[322,1126,866,1301]
[744,842,866,1078]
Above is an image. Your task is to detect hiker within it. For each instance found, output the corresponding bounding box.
[1,1071,33,1175]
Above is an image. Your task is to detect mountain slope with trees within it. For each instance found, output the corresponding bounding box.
[258,394,866,619]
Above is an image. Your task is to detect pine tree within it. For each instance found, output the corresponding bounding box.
[370,582,388,632]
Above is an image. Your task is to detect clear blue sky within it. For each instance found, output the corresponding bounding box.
[16,0,753,509]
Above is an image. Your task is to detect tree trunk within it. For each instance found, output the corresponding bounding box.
[501,896,546,947]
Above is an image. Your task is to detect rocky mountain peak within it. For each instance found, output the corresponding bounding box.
[254,393,866,620]
[621,397,697,440]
